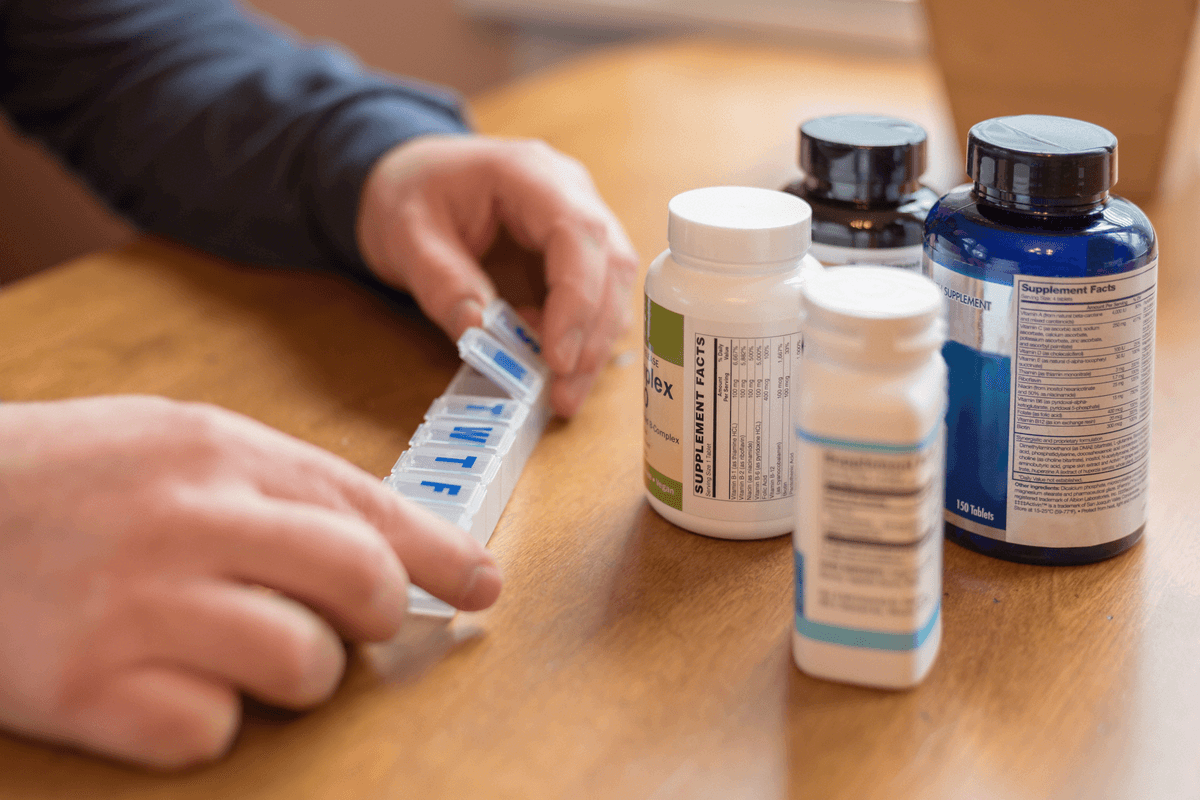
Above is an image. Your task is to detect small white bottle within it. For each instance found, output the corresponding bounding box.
[643,186,823,539]
[792,265,946,688]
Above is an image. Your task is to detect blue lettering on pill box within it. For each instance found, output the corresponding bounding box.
[466,403,506,416]
[435,454,478,468]
[493,350,527,381]
[513,324,541,354]
[450,425,493,444]
[420,480,461,496]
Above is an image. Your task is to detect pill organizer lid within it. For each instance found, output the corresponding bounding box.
[409,419,516,453]
[426,395,529,426]
[667,186,811,265]
[396,447,502,484]
[481,298,546,364]
[457,327,545,404]
[384,473,486,512]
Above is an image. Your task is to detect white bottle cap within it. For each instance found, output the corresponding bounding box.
[667,186,812,265]
[801,265,945,365]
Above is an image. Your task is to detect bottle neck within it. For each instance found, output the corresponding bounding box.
[670,250,802,275]
[972,183,1109,217]
[805,339,937,372]
[800,175,920,206]
[803,324,943,372]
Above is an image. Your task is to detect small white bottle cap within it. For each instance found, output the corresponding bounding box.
[801,265,944,365]
[667,186,812,265]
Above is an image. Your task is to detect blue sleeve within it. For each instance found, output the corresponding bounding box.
[0,0,471,273]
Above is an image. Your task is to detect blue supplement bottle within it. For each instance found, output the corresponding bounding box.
[924,115,1157,565]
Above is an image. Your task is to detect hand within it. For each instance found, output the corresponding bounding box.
[0,396,501,768]
[357,134,640,417]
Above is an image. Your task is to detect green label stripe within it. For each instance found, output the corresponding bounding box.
[645,296,683,366]
[645,461,683,511]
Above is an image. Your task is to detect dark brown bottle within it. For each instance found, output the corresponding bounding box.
[783,114,937,271]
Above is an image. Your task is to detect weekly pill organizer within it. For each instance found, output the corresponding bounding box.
[383,299,552,617]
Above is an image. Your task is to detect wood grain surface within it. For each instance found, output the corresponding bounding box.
[0,38,1197,800]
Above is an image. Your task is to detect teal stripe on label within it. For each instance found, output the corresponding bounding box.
[795,603,940,652]
[795,423,941,453]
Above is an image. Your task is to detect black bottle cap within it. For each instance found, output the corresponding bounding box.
[968,115,1117,213]
[799,114,928,203]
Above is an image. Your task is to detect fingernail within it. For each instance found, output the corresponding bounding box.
[459,563,503,610]
[451,297,485,337]
[555,327,584,373]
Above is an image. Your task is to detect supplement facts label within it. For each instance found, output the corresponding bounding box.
[692,332,798,502]
[644,294,799,523]
[794,426,942,646]
[1005,261,1156,547]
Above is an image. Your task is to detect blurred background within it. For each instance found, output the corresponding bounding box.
[2,0,1198,283]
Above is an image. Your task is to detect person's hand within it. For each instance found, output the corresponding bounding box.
[0,396,501,769]
[357,134,640,417]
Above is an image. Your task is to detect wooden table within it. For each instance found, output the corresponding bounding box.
[1,38,1198,799]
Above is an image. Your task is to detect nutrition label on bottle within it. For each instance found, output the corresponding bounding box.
[644,296,799,517]
[693,332,798,502]
[794,426,943,642]
[1006,261,1156,545]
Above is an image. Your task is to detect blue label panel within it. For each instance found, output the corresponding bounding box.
[943,340,1009,531]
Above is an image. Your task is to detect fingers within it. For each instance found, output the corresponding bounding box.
[357,135,640,416]
[132,582,347,710]
[352,491,503,611]
[235,423,503,609]
[488,141,640,393]
[186,489,408,642]
[174,405,503,615]
[549,250,638,416]
[244,444,502,611]
[388,197,498,340]
[68,667,239,770]
[356,136,500,341]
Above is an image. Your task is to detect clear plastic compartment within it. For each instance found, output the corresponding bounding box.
[388,300,554,618]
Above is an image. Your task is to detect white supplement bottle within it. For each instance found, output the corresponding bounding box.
[643,186,822,539]
[792,265,946,688]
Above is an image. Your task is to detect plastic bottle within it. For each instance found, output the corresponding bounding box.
[792,265,946,689]
[924,115,1157,565]
[783,114,938,271]
[643,186,823,538]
